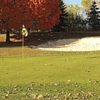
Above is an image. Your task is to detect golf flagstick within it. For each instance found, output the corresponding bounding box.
[22,34,24,64]
[21,25,28,64]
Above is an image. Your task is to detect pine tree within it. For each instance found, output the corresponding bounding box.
[52,0,68,32]
[87,1,100,31]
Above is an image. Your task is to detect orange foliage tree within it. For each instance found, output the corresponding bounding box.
[0,0,61,42]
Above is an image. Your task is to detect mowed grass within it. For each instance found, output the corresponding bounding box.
[0,46,100,99]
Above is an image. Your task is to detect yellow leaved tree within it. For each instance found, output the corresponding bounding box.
[81,0,97,11]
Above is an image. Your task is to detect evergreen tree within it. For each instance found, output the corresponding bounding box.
[87,1,100,31]
[52,0,68,32]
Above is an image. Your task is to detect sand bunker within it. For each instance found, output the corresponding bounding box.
[32,37,100,51]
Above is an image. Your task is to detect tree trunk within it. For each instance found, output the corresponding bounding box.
[6,31,10,42]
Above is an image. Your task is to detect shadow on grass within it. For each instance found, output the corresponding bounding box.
[0,33,81,48]
[0,32,100,48]
[87,56,100,58]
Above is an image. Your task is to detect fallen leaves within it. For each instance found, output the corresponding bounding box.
[68,80,71,82]
[30,94,36,98]
[54,89,58,92]
[0,81,100,99]
[14,85,17,88]
[85,70,90,72]
[7,91,12,94]
[37,94,43,99]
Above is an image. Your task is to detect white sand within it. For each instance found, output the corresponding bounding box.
[32,37,100,51]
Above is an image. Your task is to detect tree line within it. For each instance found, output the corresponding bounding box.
[0,0,62,42]
[0,0,100,42]
[52,0,100,32]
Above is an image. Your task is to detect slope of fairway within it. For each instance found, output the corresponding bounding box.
[0,52,100,86]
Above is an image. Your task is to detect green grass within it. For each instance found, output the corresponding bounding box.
[1,46,100,99]
[1,82,100,99]
[0,54,100,85]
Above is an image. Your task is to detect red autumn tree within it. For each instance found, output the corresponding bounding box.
[0,0,32,42]
[29,0,62,30]
[0,0,61,42]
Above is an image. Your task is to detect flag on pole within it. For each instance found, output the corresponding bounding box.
[22,25,28,37]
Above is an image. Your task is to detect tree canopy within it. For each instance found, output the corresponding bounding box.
[0,0,62,42]
[52,0,68,32]
[81,0,98,11]
[65,3,84,31]
[1,0,62,31]
[87,1,100,31]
